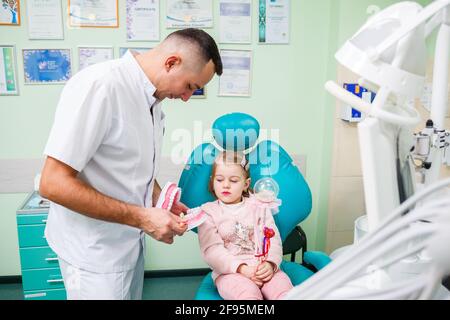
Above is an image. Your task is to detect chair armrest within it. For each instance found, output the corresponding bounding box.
[303,251,332,271]
[282,226,306,255]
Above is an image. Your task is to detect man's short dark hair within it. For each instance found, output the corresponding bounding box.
[166,28,223,76]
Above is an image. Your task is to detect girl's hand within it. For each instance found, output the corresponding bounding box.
[255,261,275,283]
[237,264,256,279]
[238,264,267,287]
[237,264,263,287]
[251,276,264,288]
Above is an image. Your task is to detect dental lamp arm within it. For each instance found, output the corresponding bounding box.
[324,81,421,126]
[425,9,444,37]
[373,0,450,60]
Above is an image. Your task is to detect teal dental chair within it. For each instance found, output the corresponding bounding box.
[178,113,331,300]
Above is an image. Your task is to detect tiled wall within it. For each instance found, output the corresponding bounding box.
[326,60,450,255]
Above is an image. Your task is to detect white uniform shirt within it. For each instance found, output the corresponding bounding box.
[44,51,164,273]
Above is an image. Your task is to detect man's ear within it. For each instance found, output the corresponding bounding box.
[165,55,181,72]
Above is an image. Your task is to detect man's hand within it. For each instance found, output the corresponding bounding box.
[138,207,187,244]
[170,200,189,216]
[254,261,275,283]
[39,157,187,244]
[237,264,264,288]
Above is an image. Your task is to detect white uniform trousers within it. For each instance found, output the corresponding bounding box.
[58,245,145,300]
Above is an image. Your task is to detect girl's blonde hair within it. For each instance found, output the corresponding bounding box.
[208,151,251,198]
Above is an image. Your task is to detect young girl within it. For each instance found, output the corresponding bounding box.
[198,151,293,300]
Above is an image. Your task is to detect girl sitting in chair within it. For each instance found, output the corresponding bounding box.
[198,151,293,300]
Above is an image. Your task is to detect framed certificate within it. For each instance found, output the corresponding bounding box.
[69,0,119,28]
[258,0,290,44]
[26,0,64,40]
[218,49,252,97]
[78,46,114,71]
[0,0,20,25]
[127,0,159,41]
[192,87,206,99]
[0,45,19,95]
[119,47,152,58]
[23,49,72,84]
[166,0,213,28]
[219,0,252,44]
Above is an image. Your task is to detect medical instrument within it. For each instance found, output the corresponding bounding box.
[286,0,450,300]
[284,178,450,299]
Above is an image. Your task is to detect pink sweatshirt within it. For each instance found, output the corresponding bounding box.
[198,196,283,281]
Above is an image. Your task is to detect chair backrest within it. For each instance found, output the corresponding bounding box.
[178,113,312,241]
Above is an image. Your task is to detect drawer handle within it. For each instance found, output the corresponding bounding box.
[25,292,47,298]
[47,279,64,284]
[45,257,59,262]
[42,219,48,223]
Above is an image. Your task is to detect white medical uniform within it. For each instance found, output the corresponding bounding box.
[43,51,164,299]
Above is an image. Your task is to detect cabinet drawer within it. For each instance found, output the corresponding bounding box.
[17,224,48,248]
[17,214,48,226]
[20,247,59,270]
[22,268,65,291]
[24,288,66,300]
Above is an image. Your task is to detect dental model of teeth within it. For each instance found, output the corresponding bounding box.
[182,207,208,231]
[156,182,207,231]
[155,182,181,210]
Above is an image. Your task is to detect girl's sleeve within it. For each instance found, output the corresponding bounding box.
[198,212,246,275]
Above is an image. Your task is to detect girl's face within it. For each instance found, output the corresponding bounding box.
[213,162,250,204]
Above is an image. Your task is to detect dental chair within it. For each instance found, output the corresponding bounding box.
[178,112,331,300]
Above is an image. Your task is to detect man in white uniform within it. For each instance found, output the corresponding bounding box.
[39,29,223,300]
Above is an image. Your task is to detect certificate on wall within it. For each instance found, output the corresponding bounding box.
[78,47,114,71]
[26,0,64,40]
[258,0,290,44]
[69,0,118,28]
[127,0,159,41]
[166,0,213,28]
[219,0,252,44]
[0,0,20,25]
[23,49,72,84]
[119,47,152,58]
[0,46,19,95]
[219,50,252,97]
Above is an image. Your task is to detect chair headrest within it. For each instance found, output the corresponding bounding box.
[212,113,260,151]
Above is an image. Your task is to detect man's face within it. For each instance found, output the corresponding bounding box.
[155,58,215,102]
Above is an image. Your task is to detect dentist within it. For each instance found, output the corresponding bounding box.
[39,28,223,300]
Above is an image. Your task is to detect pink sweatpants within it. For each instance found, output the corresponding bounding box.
[215,271,293,300]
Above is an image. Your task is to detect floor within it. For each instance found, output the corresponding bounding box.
[0,275,205,300]
[3,275,448,300]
